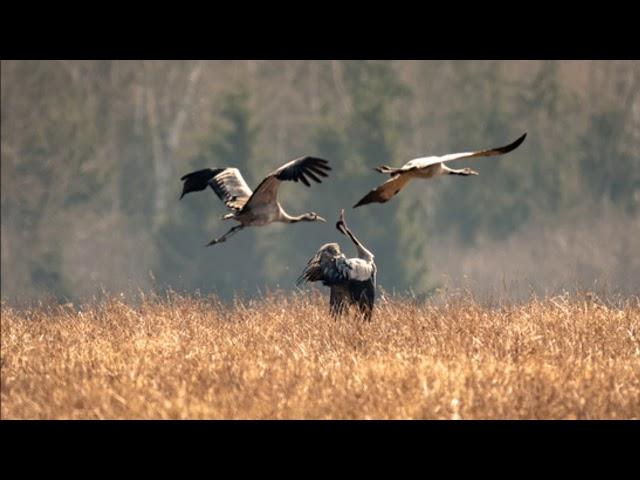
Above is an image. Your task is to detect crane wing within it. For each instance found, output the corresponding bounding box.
[180,168,225,199]
[353,173,413,208]
[297,243,347,286]
[180,167,253,212]
[209,168,254,211]
[401,132,527,171]
[297,243,375,286]
[245,156,331,209]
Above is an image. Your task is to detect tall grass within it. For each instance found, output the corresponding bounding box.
[2,291,639,419]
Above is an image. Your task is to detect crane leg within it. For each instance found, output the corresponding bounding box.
[207,225,245,246]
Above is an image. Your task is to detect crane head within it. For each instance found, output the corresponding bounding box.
[306,212,326,223]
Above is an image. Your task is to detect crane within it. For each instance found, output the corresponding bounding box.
[353,133,526,208]
[180,156,331,245]
[297,209,376,321]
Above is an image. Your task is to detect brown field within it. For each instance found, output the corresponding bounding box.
[2,291,639,419]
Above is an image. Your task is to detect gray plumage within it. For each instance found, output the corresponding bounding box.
[180,156,331,245]
[298,210,376,322]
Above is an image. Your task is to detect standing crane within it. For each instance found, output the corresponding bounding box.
[180,156,331,245]
[353,133,527,208]
[297,209,376,322]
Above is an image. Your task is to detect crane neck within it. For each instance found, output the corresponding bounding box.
[281,211,308,223]
[343,226,374,262]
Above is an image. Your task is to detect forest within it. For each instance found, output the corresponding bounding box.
[1,60,639,303]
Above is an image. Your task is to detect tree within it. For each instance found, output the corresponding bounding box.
[152,86,260,298]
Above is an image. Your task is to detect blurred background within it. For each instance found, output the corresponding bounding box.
[1,60,639,304]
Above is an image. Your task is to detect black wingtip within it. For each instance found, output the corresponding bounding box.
[493,132,528,155]
[180,168,223,198]
[511,132,527,149]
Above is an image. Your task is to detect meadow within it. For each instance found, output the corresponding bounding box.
[2,291,639,419]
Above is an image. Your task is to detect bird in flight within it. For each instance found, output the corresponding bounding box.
[353,133,527,208]
[297,209,377,322]
[180,156,331,245]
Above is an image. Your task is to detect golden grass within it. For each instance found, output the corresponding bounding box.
[2,291,639,419]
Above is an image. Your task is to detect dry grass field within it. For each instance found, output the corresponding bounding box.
[2,291,639,419]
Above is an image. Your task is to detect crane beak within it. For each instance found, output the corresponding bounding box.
[316,215,327,223]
